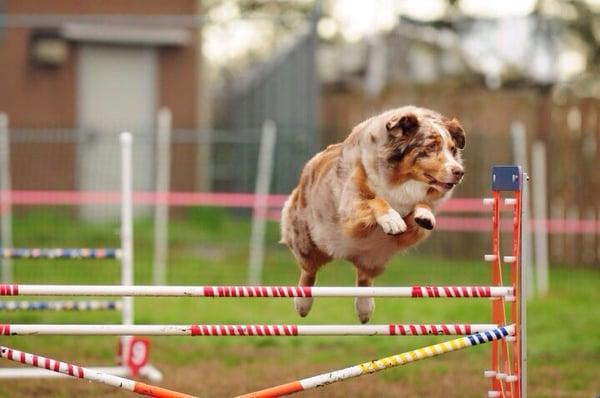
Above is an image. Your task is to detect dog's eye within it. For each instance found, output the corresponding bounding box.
[427,142,438,151]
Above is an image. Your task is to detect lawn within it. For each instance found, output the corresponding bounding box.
[0,208,599,397]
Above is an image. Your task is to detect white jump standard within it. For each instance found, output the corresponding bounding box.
[0,132,161,382]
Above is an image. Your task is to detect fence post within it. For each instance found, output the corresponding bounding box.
[248,120,277,285]
[120,132,134,367]
[531,141,549,296]
[0,113,12,283]
[511,121,534,298]
[152,108,172,286]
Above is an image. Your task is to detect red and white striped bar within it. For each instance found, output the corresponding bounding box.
[0,345,194,398]
[0,323,498,337]
[0,284,513,298]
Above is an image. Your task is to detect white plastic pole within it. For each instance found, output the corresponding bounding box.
[0,113,12,283]
[511,121,534,298]
[120,132,134,368]
[152,108,172,285]
[247,120,277,285]
[0,323,499,336]
[531,141,549,296]
[1,284,514,298]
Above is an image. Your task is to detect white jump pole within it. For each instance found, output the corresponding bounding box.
[0,113,12,283]
[0,323,499,336]
[152,108,172,286]
[510,121,534,298]
[247,120,277,285]
[120,132,134,369]
[531,141,549,296]
[0,284,513,298]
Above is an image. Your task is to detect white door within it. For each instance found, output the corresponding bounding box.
[77,44,156,221]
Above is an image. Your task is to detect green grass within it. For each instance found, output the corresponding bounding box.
[1,208,599,397]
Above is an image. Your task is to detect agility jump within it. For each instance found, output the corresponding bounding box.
[0,163,526,397]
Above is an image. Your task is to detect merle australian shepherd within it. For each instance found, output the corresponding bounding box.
[280,106,466,323]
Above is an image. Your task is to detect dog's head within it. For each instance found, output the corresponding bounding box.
[373,106,465,193]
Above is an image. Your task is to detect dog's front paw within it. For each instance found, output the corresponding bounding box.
[414,206,436,230]
[376,209,407,235]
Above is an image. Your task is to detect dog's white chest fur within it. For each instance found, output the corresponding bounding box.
[380,180,431,216]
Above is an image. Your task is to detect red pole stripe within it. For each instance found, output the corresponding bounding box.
[203,287,214,297]
[32,355,38,367]
[0,284,18,296]
[291,325,298,336]
[201,325,209,335]
[236,325,244,335]
[77,366,84,378]
[411,286,423,297]
[67,363,74,376]
[190,324,200,336]
[20,351,26,364]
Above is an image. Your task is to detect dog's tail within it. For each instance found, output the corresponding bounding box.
[279,190,296,246]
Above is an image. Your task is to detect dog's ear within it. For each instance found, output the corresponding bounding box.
[386,113,419,137]
[445,118,465,149]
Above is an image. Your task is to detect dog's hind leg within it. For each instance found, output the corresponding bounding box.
[353,267,380,324]
[291,242,331,318]
[294,269,317,317]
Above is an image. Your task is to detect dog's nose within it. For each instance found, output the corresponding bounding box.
[452,167,464,178]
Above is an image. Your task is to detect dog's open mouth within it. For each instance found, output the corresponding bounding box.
[425,174,457,191]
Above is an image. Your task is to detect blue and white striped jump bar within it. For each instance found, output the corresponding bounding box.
[1,248,121,259]
[0,300,122,312]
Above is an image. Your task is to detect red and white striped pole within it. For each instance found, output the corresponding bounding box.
[0,345,193,398]
[0,284,513,298]
[0,323,498,337]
